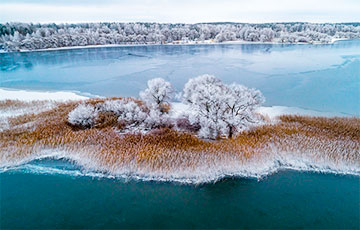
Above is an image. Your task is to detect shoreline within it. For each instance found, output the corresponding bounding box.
[1,38,352,53]
[0,94,358,184]
[2,154,359,184]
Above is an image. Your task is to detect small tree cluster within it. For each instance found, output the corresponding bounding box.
[68,78,174,131]
[183,74,264,139]
[68,75,264,139]
[97,99,148,126]
[139,78,173,112]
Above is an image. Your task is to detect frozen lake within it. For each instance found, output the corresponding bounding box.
[1,40,359,115]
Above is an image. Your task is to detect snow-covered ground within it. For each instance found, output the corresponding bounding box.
[256,106,341,119]
[0,88,90,101]
[0,89,93,131]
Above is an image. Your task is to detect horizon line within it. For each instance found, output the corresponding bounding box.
[3,21,360,25]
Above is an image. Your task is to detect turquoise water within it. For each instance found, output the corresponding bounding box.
[1,164,359,229]
[1,41,360,228]
[1,41,359,115]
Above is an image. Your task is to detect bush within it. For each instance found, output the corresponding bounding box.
[97,99,147,126]
[176,117,201,133]
[144,109,173,129]
[117,100,147,125]
[68,104,98,128]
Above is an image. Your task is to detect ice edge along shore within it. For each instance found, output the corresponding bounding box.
[0,38,349,53]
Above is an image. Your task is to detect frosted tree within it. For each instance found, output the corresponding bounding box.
[1,22,359,51]
[223,84,265,138]
[139,78,174,128]
[183,75,264,139]
[139,78,174,113]
[183,74,228,139]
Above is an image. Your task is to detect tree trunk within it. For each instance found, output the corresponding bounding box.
[228,125,233,139]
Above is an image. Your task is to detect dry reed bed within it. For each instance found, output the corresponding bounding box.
[0,99,359,174]
[0,100,49,109]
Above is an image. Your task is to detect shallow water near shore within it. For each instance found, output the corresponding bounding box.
[1,168,359,229]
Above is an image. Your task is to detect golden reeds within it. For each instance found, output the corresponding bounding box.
[1,99,359,173]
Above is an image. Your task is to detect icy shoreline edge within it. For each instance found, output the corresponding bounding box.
[1,151,359,184]
[0,38,350,53]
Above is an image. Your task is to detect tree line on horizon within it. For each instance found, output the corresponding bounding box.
[1,22,359,51]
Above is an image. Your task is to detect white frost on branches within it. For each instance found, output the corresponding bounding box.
[144,109,171,129]
[1,22,359,51]
[67,76,265,138]
[68,77,175,130]
[68,103,98,128]
[117,100,147,125]
[97,99,147,125]
[140,78,173,111]
[183,74,264,139]
[140,78,174,128]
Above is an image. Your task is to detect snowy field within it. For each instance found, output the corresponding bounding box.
[0,88,89,101]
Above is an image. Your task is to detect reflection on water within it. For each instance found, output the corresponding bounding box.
[0,40,359,115]
[1,44,280,71]
[1,41,357,72]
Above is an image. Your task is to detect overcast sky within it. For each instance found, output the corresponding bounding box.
[1,0,359,24]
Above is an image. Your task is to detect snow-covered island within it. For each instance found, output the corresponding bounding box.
[1,75,359,183]
[1,22,360,52]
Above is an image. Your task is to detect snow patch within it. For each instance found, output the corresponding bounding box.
[0,88,89,101]
[256,106,345,120]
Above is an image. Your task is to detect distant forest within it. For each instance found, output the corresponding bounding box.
[1,22,359,51]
